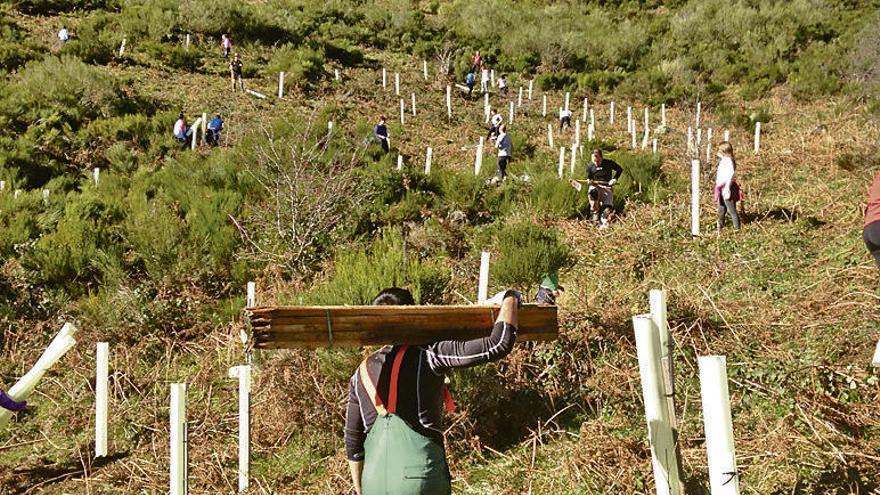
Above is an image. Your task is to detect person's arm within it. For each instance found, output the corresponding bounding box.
[425,292,518,373]
[610,161,624,181]
[344,375,366,493]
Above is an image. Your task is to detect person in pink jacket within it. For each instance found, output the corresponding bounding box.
[714,141,742,231]
[864,171,880,267]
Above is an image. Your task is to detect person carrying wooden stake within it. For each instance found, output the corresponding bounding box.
[230,53,244,93]
[345,287,521,495]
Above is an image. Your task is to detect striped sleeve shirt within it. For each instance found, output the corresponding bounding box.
[344,321,517,461]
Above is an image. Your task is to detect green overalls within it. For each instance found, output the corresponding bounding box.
[359,346,452,495]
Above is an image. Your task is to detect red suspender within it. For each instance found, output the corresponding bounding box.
[359,345,410,416]
[386,345,409,414]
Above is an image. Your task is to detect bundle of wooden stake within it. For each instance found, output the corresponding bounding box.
[248,305,558,349]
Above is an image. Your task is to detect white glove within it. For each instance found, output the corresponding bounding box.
[486,289,523,307]
[608,178,617,186]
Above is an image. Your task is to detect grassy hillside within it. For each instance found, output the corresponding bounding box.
[1,1,879,494]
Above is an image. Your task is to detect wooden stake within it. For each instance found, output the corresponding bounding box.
[95,342,109,458]
[478,251,490,304]
[170,383,187,495]
[633,315,683,495]
[229,365,251,492]
[698,356,741,495]
[691,159,700,237]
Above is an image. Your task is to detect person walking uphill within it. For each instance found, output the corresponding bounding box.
[374,115,389,154]
[221,33,232,59]
[345,287,521,495]
[864,171,880,267]
[715,141,742,231]
[495,124,513,181]
[230,53,244,93]
[466,70,476,98]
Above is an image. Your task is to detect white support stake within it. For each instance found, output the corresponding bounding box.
[490,69,495,87]
[477,251,490,304]
[698,356,740,495]
[706,128,714,162]
[754,122,761,154]
[474,137,484,176]
[118,38,126,57]
[570,144,576,176]
[93,167,100,187]
[633,315,682,495]
[400,99,405,125]
[558,147,565,179]
[649,289,675,427]
[582,97,588,122]
[528,80,533,100]
[423,60,428,81]
[95,342,109,458]
[446,86,452,119]
[278,72,284,98]
[661,104,667,127]
[564,92,570,112]
[425,147,432,175]
[201,113,207,144]
[548,124,554,148]
[335,69,340,81]
[687,127,694,155]
[590,109,595,130]
[872,339,880,367]
[229,365,252,492]
[397,154,403,171]
[588,123,594,142]
[411,93,417,117]
[245,89,266,99]
[542,94,547,117]
[185,34,190,50]
[190,117,202,150]
[328,121,334,135]
[517,87,523,107]
[653,138,658,154]
[170,383,187,495]
[395,72,400,96]
[696,101,702,130]
[627,106,633,134]
[508,101,514,125]
[697,128,703,146]
[631,122,638,149]
[724,129,730,142]
[246,282,256,308]
[691,159,701,237]
[382,68,387,90]
[0,180,5,192]
[610,101,615,124]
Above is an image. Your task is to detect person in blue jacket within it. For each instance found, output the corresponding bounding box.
[207,113,224,147]
[466,71,476,98]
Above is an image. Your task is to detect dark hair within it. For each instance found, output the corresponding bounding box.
[372,287,415,306]
[178,112,184,119]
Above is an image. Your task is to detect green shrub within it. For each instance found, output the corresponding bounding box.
[267,44,325,89]
[308,229,450,305]
[605,150,665,211]
[525,172,590,218]
[141,41,203,71]
[488,221,570,291]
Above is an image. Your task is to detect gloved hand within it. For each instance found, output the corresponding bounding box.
[0,390,27,412]
[608,178,617,186]
[486,289,523,307]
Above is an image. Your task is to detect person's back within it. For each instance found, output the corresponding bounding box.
[208,116,223,131]
[346,288,520,495]
[173,117,186,138]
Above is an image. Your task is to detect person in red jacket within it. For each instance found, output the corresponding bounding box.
[864,171,880,267]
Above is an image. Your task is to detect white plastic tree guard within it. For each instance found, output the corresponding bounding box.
[627,106,632,134]
[564,92,570,112]
[328,121,334,135]
[425,147,433,175]
[508,101,514,125]
[872,339,880,367]
[170,383,187,495]
[185,34,190,50]
[610,101,615,124]
[517,87,523,107]
[446,86,452,118]
[335,69,340,81]
[724,129,730,142]
[477,251,490,304]
[653,138,658,154]
[42,189,49,201]
[423,60,428,81]
[698,356,740,495]
[399,99,405,125]
[570,144,576,176]
[246,282,256,308]
[590,109,595,129]
[753,122,761,154]
[484,93,489,120]
[229,365,252,493]
[14,189,21,199]
[687,127,694,155]
[490,69,495,87]
[633,315,683,495]
[0,323,78,428]
[278,72,284,98]
[396,154,403,171]
[588,123,594,142]
[201,113,207,144]
[190,117,203,150]
[118,38,126,57]
[395,72,400,96]
[528,80,533,100]
[697,128,702,146]
[661,104,667,127]
[474,137,484,176]
[558,147,565,179]
[706,128,714,162]
[548,124,554,148]
[245,89,267,99]
[582,97,588,122]
[0,180,5,192]
[382,68,387,90]
[411,93,417,117]
[542,94,547,117]
[96,342,109,458]
[575,120,581,147]
[696,101,702,129]
[691,159,701,237]
[93,167,100,187]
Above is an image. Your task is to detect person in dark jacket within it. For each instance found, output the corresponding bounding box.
[345,287,521,495]
[495,124,513,181]
[230,53,244,93]
[586,149,623,227]
[864,171,880,267]
[374,115,389,154]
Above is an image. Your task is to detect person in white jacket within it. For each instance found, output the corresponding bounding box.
[714,141,741,231]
